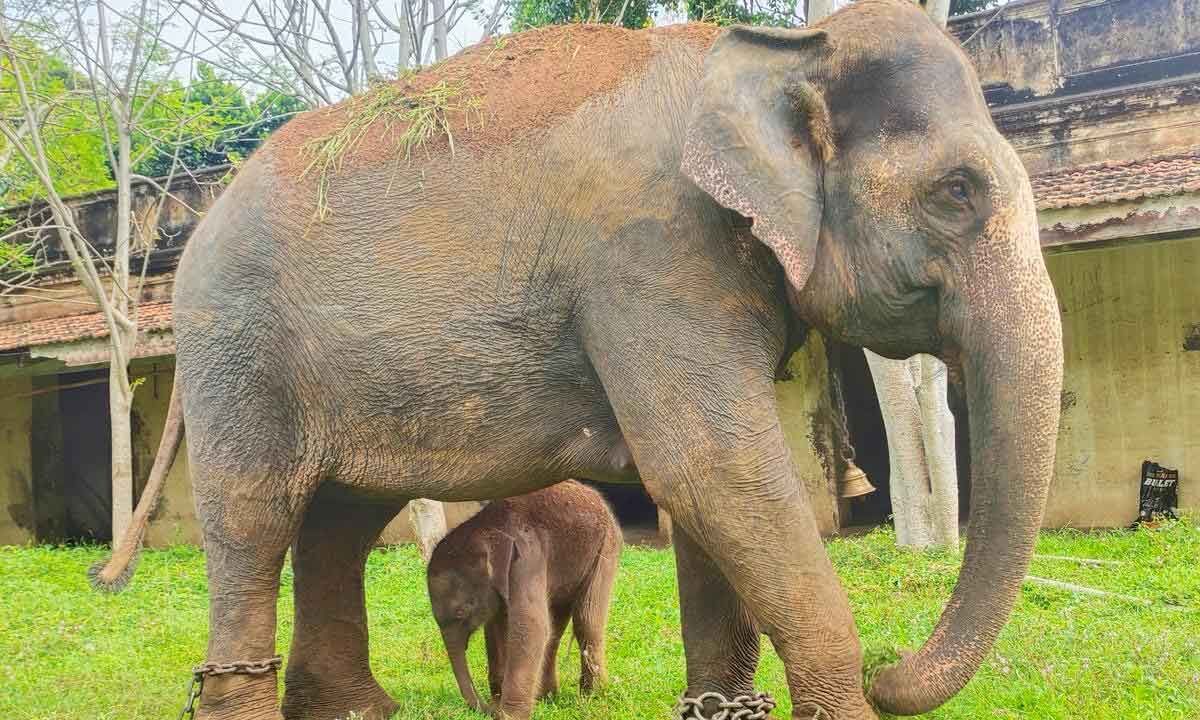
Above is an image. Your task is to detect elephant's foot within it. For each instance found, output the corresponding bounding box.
[281,667,397,720]
[195,673,284,720]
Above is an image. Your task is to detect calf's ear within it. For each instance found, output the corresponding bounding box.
[486,534,518,603]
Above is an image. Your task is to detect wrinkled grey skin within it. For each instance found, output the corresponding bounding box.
[427,481,621,720]
[94,1,1063,718]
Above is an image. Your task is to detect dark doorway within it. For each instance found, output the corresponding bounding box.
[32,370,114,543]
[581,481,658,527]
[835,350,971,528]
[837,350,892,527]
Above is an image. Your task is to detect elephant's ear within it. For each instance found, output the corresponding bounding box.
[682,25,833,294]
[485,533,518,603]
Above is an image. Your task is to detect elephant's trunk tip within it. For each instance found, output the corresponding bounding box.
[866,653,956,716]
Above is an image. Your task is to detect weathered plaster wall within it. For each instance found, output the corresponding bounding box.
[130,363,201,546]
[1044,236,1200,527]
[776,333,841,537]
[950,0,1200,176]
[0,376,35,544]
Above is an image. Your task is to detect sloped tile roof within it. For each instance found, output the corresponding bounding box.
[1032,149,1200,210]
[0,301,172,353]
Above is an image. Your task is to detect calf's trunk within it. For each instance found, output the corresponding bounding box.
[444,628,488,712]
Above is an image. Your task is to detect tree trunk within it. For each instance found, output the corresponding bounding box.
[807,0,836,22]
[409,498,448,562]
[109,362,134,550]
[397,0,414,69]
[431,0,449,61]
[916,354,959,547]
[864,351,958,549]
[924,0,951,26]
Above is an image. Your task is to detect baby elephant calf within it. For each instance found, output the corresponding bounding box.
[427,480,622,719]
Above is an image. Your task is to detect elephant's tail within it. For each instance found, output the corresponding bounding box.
[88,383,185,593]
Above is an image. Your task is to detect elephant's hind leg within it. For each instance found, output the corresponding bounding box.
[538,607,570,699]
[281,495,403,720]
[572,531,619,694]
[192,465,314,720]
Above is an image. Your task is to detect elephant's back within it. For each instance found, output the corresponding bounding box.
[516,480,621,552]
[259,22,721,186]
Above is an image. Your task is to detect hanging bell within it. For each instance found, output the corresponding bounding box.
[839,460,876,498]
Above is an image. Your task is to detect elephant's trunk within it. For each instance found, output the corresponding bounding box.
[444,627,488,713]
[867,200,1063,714]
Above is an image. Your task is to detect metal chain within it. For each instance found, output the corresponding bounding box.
[827,344,857,465]
[674,691,777,720]
[178,656,283,720]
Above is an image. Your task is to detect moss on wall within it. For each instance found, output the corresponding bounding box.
[775,332,841,537]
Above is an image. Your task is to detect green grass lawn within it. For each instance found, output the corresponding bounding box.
[1,522,1197,720]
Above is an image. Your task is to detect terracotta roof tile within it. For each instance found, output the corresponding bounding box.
[1032,149,1200,210]
[0,301,172,353]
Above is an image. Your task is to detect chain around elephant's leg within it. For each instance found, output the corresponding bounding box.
[671,526,763,716]
[188,459,317,720]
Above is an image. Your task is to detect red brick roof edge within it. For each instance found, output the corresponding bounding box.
[1032,148,1200,210]
[0,301,172,353]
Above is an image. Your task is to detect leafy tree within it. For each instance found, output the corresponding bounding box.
[133,64,303,178]
[0,38,111,203]
[950,0,998,15]
[684,0,800,26]
[512,0,663,29]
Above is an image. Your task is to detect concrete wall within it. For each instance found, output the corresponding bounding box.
[130,363,201,546]
[0,375,34,544]
[1044,236,1200,527]
[949,0,1200,176]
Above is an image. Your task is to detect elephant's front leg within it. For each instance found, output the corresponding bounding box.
[673,526,761,712]
[484,615,507,705]
[660,438,873,720]
[594,351,876,719]
[494,542,550,720]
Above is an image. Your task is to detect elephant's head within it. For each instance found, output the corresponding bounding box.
[427,535,512,713]
[682,0,1063,714]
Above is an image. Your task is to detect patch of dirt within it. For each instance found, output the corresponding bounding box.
[271,22,723,179]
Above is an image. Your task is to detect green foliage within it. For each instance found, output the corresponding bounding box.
[133,64,304,179]
[1,521,1197,718]
[950,0,999,16]
[0,39,303,208]
[0,38,112,204]
[512,0,663,30]
[686,0,798,26]
[0,214,33,272]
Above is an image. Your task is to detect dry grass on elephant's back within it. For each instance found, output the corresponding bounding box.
[269,22,723,180]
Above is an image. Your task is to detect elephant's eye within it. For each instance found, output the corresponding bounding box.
[947,180,970,203]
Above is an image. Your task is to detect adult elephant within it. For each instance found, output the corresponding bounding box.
[93,1,1063,718]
